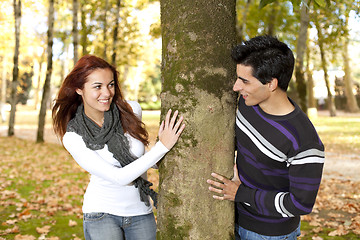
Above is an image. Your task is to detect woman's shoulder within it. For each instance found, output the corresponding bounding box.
[126,100,142,119]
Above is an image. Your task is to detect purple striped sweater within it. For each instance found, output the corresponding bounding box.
[234,97,324,236]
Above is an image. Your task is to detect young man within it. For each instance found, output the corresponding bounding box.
[207,35,325,239]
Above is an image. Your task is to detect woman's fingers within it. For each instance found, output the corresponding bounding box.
[158,109,186,150]
[164,109,172,129]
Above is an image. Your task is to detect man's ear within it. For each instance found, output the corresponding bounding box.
[268,78,278,92]
[75,89,83,95]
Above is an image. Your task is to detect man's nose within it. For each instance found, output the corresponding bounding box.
[233,79,242,92]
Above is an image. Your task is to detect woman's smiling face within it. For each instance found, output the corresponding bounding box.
[76,68,115,121]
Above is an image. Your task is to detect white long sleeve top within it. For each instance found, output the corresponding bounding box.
[63,101,168,216]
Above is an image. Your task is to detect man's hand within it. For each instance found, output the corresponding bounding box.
[207,165,241,201]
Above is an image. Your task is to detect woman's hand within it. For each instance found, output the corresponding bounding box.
[158,109,186,150]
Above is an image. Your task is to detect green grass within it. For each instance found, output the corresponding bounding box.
[311,115,360,154]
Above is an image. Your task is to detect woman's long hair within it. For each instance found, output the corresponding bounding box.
[52,55,149,145]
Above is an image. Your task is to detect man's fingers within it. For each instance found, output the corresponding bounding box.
[211,172,230,184]
[207,179,224,189]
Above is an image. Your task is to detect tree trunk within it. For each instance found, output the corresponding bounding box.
[1,57,7,122]
[267,1,279,36]
[37,0,54,143]
[72,0,79,64]
[157,1,237,239]
[34,52,45,110]
[8,0,21,136]
[80,0,89,56]
[342,14,359,113]
[236,0,251,43]
[306,34,317,118]
[112,0,121,66]
[294,0,309,113]
[103,0,109,60]
[315,17,336,117]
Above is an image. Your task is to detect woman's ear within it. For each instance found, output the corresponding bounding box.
[76,89,83,95]
[268,78,278,92]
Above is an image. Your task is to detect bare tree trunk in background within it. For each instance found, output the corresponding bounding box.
[1,57,7,122]
[8,0,21,136]
[267,1,279,36]
[37,0,55,143]
[80,0,89,56]
[157,0,237,239]
[236,0,251,43]
[72,0,79,64]
[315,17,336,117]
[306,37,317,117]
[342,14,359,113]
[112,0,121,66]
[294,0,310,113]
[34,51,45,110]
[103,0,109,60]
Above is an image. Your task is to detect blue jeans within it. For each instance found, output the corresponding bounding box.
[235,223,301,240]
[83,212,156,240]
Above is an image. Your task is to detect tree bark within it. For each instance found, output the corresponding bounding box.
[267,1,279,36]
[112,0,121,66]
[103,0,109,60]
[157,1,237,239]
[8,0,21,136]
[1,57,7,122]
[236,0,251,43]
[72,0,79,64]
[80,0,89,56]
[294,0,310,113]
[315,16,336,117]
[342,14,359,112]
[37,0,54,143]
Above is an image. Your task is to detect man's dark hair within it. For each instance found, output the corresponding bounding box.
[231,35,294,91]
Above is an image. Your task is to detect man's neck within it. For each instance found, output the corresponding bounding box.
[259,90,294,116]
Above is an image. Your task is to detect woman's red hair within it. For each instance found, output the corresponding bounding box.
[52,55,149,145]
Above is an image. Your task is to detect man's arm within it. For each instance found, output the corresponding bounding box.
[207,149,324,218]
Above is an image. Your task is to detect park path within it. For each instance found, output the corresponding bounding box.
[1,110,359,182]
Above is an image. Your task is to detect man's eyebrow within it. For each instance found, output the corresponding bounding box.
[237,75,249,82]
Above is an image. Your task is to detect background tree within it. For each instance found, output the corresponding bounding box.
[294,0,310,113]
[8,0,21,136]
[314,9,337,116]
[340,2,360,112]
[37,0,55,142]
[72,0,79,64]
[157,0,237,239]
[112,0,121,66]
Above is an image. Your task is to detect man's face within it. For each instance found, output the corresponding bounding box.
[233,64,271,106]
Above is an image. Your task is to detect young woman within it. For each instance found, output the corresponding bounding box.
[52,55,185,240]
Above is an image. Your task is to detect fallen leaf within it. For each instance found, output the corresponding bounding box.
[69,220,77,227]
[14,235,36,240]
[328,225,349,236]
[36,225,51,234]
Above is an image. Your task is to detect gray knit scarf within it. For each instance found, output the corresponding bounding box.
[67,103,157,208]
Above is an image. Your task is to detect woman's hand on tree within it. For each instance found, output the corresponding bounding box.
[158,109,186,150]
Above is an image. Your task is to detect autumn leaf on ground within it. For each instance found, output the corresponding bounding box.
[328,225,349,236]
[36,225,51,234]
[14,234,36,240]
[69,219,78,227]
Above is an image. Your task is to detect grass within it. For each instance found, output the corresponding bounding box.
[0,107,359,239]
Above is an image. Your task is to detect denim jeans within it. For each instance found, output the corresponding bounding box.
[235,223,301,240]
[83,212,156,240]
